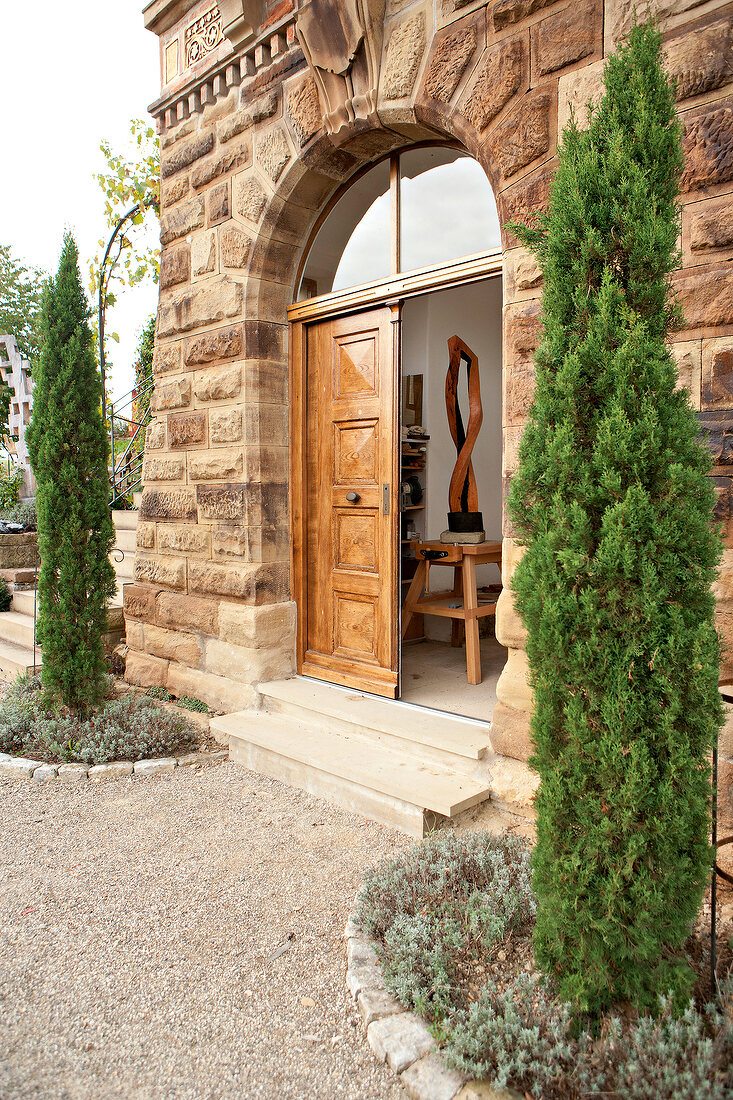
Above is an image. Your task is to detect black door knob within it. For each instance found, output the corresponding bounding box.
[346,491,360,503]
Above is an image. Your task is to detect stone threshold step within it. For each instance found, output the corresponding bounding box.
[111,510,139,532]
[10,592,125,631]
[0,639,42,678]
[0,610,37,648]
[259,677,491,764]
[212,711,489,822]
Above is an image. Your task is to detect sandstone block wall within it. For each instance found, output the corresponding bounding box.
[138,0,733,823]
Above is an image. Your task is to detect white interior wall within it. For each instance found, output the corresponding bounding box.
[402,278,503,641]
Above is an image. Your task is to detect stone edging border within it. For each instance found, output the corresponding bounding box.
[345,892,521,1100]
[0,749,229,783]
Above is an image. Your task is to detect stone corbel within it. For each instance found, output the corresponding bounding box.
[296,0,386,144]
[218,0,265,49]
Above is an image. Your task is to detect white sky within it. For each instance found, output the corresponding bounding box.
[0,1,161,404]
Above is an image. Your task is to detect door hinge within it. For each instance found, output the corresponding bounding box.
[383,483,390,515]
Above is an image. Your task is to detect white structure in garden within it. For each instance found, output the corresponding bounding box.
[0,334,35,498]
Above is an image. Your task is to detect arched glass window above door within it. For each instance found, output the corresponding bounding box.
[298,146,501,301]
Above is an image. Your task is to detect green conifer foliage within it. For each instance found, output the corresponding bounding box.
[26,233,116,714]
[508,22,723,1015]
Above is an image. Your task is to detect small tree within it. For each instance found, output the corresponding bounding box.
[26,233,116,714]
[508,21,723,1015]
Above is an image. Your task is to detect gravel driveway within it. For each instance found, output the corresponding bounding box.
[0,762,409,1099]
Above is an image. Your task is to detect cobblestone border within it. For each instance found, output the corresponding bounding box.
[345,893,521,1100]
[0,749,229,783]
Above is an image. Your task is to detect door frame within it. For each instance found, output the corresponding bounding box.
[289,257,504,696]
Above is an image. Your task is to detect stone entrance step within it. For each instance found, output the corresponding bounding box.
[259,677,491,775]
[211,709,490,837]
[111,509,138,582]
[0,638,41,678]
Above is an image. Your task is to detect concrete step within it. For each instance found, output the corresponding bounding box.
[212,711,490,836]
[111,509,139,532]
[114,528,137,553]
[0,610,36,649]
[0,638,41,679]
[112,555,135,581]
[11,592,125,632]
[259,677,491,773]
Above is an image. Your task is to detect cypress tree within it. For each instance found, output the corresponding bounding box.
[26,233,116,714]
[508,21,723,1015]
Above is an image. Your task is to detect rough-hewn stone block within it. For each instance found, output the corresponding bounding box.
[143,624,203,667]
[212,527,250,561]
[666,17,733,102]
[244,445,288,483]
[184,325,242,367]
[533,2,597,76]
[125,650,169,689]
[194,364,242,403]
[123,584,157,622]
[156,524,211,556]
[204,637,293,683]
[134,555,187,590]
[159,245,190,290]
[220,227,253,268]
[189,449,244,481]
[233,173,268,224]
[495,586,527,649]
[160,197,205,246]
[142,455,186,482]
[243,359,288,405]
[167,661,257,713]
[286,77,322,145]
[699,413,733,465]
[492,93,551,179]
[219,92,278,144]
[156,590,219,635]
[492,0,554,32]
[244,403,288,445]
[191,231,217,277]
[682,103,733,192]
[162,176,190,207]
[161,131,214,178]
[382,13,427,100]
[490,701,533,763]
[191,143,251,190]
[422,24,477,102]
[136,523,156,551]
[188,559,288,603]
[177,280,243,333]
[496,647,533,712]
[703,339,733,408]
[140,487,197,521]
[462,39,524,132]
[153,376,191,411]
[145,419,166,450]
[557,58,604,133]
[208,181,231,226]
[257,127,292,183]
[690,197,733,253]
[500,162,554,248]
[168,410,208,449]
[196,482,246,523]
[153,343,181,374]
[219,600,296,648]
[674,265,733,329]
[210,407,243,442]
[671,340,701,406]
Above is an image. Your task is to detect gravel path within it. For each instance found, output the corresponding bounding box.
[0,762,410,1099]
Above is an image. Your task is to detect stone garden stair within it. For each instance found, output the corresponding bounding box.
[0,508,137,681]
[211,677,493,836]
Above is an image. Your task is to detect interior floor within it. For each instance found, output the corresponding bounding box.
[400,636,506,722]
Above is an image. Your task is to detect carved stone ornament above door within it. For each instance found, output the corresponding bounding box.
[296,0,387,143]
[217,0,264,48]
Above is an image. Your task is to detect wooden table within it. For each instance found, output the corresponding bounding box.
[401,540,502,685]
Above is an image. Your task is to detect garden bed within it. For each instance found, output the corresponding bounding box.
[356,832,733,1100]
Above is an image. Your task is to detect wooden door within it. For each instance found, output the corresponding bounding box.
[294,306,399,697]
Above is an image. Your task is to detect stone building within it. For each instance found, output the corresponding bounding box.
[131,0,733,834]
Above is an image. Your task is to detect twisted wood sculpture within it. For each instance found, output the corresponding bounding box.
[446,335,483,519]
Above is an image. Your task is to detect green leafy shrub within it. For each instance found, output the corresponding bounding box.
[176,695,209,714]
[0,577,11,613]
[145,685,172,701]
[0,465,24,509]
[358,832,535,1024]
[359,830,733,1100]
[5,498,37,530]
[0,675,198,764]
[507,20,722,1015]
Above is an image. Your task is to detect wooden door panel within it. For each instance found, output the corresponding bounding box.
[299,306,398,697]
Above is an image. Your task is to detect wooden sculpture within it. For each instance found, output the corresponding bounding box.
[445,335,483,534]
